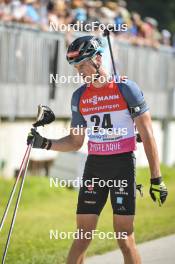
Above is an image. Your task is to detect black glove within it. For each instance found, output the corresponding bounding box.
[27,128,52,150]
[136,133,142,143]
[149,177,168,206]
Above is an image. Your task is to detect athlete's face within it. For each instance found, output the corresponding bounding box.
[74,60,96,78]
[74,55,102,82]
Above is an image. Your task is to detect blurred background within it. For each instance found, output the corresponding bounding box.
[0,1,175,263]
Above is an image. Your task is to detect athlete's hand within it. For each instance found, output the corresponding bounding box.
[27,128,52,149]
[149,177,168,206]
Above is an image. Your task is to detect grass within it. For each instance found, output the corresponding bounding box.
[0,165,175,264]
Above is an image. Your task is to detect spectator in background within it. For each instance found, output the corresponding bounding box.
[84,1,101,27]
[12,0,28,22]
[127,14,160,48]
[17,0,49,28]
[114,5,125,33]
[103,1,124,31]
[143,17,161,47]
[0,0,14,21]
[39,0,49,27]
[117,0,130,26]
[47,1,59,26]
[10,0,42,25]
[130,12,143,37]
[0,0,6,19]
[161,29,172,46]
[47,0,68,27]
[0,0,4,17]
[129,12,147,46]
[71,0,87,24]
[97,5,116,26]
[24,0,41,24]
[0,0,173,48]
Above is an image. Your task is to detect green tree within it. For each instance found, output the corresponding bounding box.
[126,0,175,32]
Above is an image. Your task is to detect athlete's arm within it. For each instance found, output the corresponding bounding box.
[119,80,160,178]
[119,80,168,205]
[27,86,87,152]
[51,86,86,152]
[134,112,161,179]
[50,128,85,152]
[135,112,168,205]
[48,86,87,151]
[51,87,87,151]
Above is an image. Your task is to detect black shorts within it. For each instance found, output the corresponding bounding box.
[76,152,136,216]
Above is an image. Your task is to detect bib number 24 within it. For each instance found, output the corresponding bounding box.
[90,114,113,132]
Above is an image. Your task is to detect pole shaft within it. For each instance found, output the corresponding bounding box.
[0,145,31,232]
[2,144,32,264]
[106,34,117,77]
[103,29,119,81]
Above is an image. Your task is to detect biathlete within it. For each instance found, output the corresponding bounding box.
[28,35,168,264]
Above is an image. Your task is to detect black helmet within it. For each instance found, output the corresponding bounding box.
[66,35,104,65]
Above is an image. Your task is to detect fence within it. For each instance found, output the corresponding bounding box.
[0,22,175,119]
